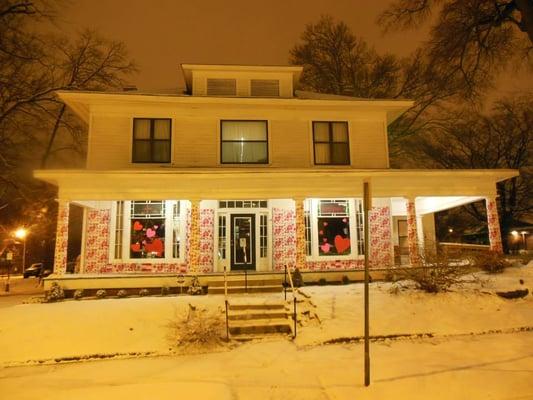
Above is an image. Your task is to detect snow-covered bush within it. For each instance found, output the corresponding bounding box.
[139,288,149,296]
[96,289,107,299]
[187,276,203,295]
[117,289,128,298]
[161,286,171,296]
[169,304,225,349]
[472,251,510,274]
[46,282,65,302]
[73,289,84,300]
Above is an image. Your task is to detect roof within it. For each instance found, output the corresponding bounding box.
[34,168,518,202]
[55,90,414,125]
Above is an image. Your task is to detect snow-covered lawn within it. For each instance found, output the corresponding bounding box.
[0,264,531,365]
[0,264,531,398]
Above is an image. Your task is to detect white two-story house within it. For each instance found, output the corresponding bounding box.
[35,64,516,287]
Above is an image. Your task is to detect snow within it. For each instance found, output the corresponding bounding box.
[0,263,532,398]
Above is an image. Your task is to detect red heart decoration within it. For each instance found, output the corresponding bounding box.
[334,235,351,254]
[131,243,141,252]
[144,238,164,257]
[133,221,143,231]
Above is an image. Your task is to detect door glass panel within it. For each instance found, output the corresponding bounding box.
[233,216,252,265]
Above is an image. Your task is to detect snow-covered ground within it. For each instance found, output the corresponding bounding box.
[0,264,531,398]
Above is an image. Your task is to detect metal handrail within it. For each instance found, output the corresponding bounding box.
[284,264,298,338]
[223,266,229,341]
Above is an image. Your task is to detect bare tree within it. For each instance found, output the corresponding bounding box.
[379,0,533,100]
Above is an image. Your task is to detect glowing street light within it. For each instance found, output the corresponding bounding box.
[14,228,28,273]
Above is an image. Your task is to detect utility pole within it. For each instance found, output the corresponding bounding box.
[363,180,371,386]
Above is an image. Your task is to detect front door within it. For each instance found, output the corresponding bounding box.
[230,214,255,270]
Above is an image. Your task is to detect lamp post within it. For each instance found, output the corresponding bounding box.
[14,228,28,274]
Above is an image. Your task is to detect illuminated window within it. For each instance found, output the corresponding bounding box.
[313,122,350,165]
[220,120,268,164]
[132,118,171,163]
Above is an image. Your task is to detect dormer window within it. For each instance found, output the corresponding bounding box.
[207,78,236,96]
[251,79,280,97]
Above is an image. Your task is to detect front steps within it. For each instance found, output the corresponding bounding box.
[208,276,282,295]
[227,300,294,340]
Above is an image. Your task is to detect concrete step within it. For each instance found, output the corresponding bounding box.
[228,302,286,311]
[228,310,289,320]
[208,278,281,287]
[207,285,282,295]
[228,318,292,335]
[230,332,292,342]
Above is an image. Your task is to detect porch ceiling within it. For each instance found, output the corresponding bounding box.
[34,168,518,201]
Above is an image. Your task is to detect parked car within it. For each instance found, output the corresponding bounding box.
[23,263,52,278]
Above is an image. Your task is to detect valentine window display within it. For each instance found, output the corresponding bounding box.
[317,200,351,256]
[129,201,166,258]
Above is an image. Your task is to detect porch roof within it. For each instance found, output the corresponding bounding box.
[34,168,518,202]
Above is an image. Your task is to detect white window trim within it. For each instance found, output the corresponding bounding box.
[109,200,186,264]
[306,198,364,262]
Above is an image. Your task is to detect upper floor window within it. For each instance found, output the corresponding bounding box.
[220,120,268,164]
[132,118,171,163]
[207,79,236,96]
[313,121,350,165]
[251,79,280,97]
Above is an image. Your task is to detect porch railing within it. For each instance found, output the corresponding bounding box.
[224,266,229,341]
[284,265,298,338]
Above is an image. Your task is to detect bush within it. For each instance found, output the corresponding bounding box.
[96,289,107,299]
[472,251,511,274]
[73,289,84,300]
[187,276,203,295]
[318,278,327,286]
[161,286,171,296]
[117,289,128,298]
[139,288,149,297]
[169,305,225,349]
[46,282,65,302]
[292,268,304,287]
[341,275,350,285]
[393,252,471,293]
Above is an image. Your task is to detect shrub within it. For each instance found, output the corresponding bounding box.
[117,289,128,298]
[187,276,203,295]
[292,268,304,287]
[318,278,327,286]
[472,251,511,274]
[139,288,149,297]
[169,305,225,349]
[46,282,65,302]
[73,289,84,300]
[161,286,171,296]
[341,275,350,285]
[393,252,471,293]
[96,289,107,299]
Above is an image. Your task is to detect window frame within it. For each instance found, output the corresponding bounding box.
[220,120,269,165]
[110,200,186,264]
[132,118,172,164]
[312,121,350,166]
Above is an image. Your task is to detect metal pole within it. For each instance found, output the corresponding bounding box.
[225,299,229,341]
[22,238,26,274]
[293,296,297,338]
[363,180,371,386]
[284,265,287,300]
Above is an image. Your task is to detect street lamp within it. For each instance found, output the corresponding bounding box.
[14,228,28,274]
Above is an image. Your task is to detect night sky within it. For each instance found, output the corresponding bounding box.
[58,0,531,97]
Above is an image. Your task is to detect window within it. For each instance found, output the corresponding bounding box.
[132,118,171,163]
[207,79,236,96]
[130,201,166,259]
[251,79,280,97]
[317,200,351,256]
[303,198,363,259]
[313,121,350,165]
[220,120,268,164]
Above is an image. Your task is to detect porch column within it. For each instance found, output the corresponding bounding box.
[406,197,420,265]
[189,200,201,273]
[53,200,69,275]
[485,196,503,253]
[294,198,306,270]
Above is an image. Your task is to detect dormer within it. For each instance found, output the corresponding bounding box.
[181,64,303,98]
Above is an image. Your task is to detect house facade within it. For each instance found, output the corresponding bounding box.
[35,64,517,280]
